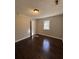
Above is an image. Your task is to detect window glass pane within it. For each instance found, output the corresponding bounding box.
[44,20,50,30]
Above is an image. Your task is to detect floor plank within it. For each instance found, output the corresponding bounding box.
[15,34,63,59]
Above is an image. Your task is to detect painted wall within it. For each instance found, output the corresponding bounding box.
[36,15,63,40]
[15,14,36,42]
[15,14,63,42]
[15,14,31,42]
[32,20,36,35]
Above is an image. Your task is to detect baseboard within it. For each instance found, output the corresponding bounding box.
[37,33,63,40]
[15,36,30,43]
[15,34,63,42]
[15,34,35,43]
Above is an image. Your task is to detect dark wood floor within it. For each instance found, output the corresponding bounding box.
[15,34,63,59]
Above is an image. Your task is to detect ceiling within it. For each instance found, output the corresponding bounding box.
[15,0,63,19]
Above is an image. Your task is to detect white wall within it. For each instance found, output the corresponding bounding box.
[32,20,36,35]
[36,15,63,40]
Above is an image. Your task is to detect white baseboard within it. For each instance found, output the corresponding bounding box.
[38,33,63,40]
[15,36,30,43]
[15,34,63,43]
[15,34,35,43]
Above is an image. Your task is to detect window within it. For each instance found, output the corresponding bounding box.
[44,20,50,30]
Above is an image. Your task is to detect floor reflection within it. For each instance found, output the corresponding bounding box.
[43,39,50,52]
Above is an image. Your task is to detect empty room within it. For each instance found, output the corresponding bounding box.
[15,0,63,59]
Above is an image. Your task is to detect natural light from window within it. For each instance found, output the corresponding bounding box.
[43,39,50,52]
[44,20,50,30]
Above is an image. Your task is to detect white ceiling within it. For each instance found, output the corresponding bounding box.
[15,0,63,19]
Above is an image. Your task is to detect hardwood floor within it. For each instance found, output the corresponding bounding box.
[15,34,63,59]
